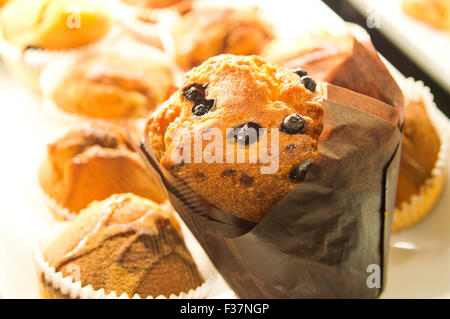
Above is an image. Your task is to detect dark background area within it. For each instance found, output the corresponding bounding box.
[323,0,450,118]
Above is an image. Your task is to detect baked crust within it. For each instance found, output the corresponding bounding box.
[43,193,204,297]
[146,55,324,222]
[52,53,176,119]
[174,7,274,70]
[396,97,441,207]
[39,122,165,214]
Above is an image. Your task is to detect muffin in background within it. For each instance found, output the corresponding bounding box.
[402,0,450,31]
[0,0,113,92]
[173,7,273,70]
[38,193,205,299]
[393,79,447,232]
[50,52,177,120]
[145,54,325,222]
[0,0,112,50]
[39,122,166,220]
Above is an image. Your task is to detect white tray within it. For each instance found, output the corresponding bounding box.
[0,0,448,299]
[348,0,450,94]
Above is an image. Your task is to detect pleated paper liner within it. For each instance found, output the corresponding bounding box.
[392,78,449,232]
[0,25,122,94]
[138,39,405,298]
[39,38,182,130]
[34,211,219,299]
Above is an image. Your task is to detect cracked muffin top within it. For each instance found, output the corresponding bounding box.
[145,55,325,222]
[52,52,176,119]
[43,193,204,297]
[39,122,166,216]
[173,7,274,70]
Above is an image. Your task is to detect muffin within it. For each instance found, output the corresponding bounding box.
[37,193,205,298]
[173,7,274,70]
[39,122,166,219]
[393,80,447,231]
[145,54,325,222]
[402,0,450,30]
[0,0,113,92]
[0,0,112,50]
[50,52,177,120]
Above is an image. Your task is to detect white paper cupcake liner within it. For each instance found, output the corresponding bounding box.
[393,78,449,232]
[0,25,122,93]
[39,39,181,128]
[35,216,219,299]
[37,179,78,222]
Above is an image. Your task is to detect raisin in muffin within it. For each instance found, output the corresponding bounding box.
[145,55,325,222]
[0,0,112,50]
[39,193,204,298]
[39,122,165,219]
[402,0,450,31]
[173,7,274,70]
[51,52,176,120]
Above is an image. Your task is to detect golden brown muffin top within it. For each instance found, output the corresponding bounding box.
[52,53,176,119]
[396,96,441,206]
[174,7,274,70]
[47,122,133,177]
[44,193,204,297]
[146,55,324,221]
[0,0,112,49]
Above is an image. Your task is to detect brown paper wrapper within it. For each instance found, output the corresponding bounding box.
[139,37,404,298]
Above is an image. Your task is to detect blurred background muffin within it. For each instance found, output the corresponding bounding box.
[0,0,114,92]
[145,54,325,222]
[172,6,274,70]
[393,80,447,232]
[47,50,177,120]
[39,122,165,220]
[37,193,205,298]
[402,0,450,31]
[0,0,112,50]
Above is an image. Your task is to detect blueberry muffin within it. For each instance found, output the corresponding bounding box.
[0,0,112,50]
[173,7,274,70]
[39,193,204,298]
[402,0,450,30]
[39,122,166,218]
[145,55,325,222]
[51,53,176,119]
